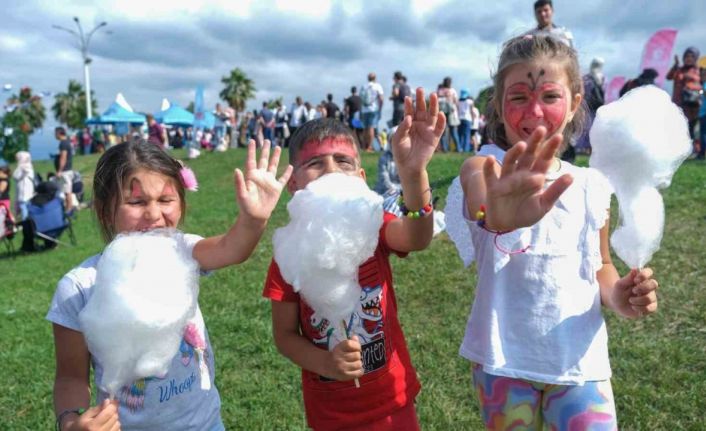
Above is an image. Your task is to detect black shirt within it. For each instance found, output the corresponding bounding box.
[55,138,73,171]
[345,95,362,116]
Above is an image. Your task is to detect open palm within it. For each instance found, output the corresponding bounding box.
[234,140,293,221]
[483,128,573,231]
[391,88,445,175]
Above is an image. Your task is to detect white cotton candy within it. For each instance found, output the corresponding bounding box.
[273,173,383,327]
[78,229,199,396]
[589,85,692,268]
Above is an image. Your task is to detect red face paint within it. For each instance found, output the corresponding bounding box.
[503,72,569,141]
[296,136,359,168]
[162,182,175,197]
[130,179,142,199]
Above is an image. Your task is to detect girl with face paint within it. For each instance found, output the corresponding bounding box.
[48,139,292,431]
[445,34,659,430]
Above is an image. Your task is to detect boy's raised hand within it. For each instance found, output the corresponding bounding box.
[483,127,574,231]
[234,140,293,222]
[391,88,445,175]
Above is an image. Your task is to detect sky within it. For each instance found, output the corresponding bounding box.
[1,0,704,159]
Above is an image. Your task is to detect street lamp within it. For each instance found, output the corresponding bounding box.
[52,17,108,119]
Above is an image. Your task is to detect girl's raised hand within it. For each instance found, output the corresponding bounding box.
[234,140,293,222]
[391,88,445,176]
[483,127,573,231]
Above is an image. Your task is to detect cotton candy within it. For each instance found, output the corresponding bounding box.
[273,173,383,328]
[589,85,691,268]
[78,229,200,396]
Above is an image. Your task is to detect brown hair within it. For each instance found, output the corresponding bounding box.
[486,34,586,152]
[93,140,186,242]
[288,118,360,167]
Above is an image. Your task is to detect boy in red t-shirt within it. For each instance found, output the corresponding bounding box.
[263,88,445,431]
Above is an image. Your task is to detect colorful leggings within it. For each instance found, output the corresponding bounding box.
[472,363,617,431]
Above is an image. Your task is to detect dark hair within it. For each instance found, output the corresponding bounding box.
[393,71,403,80]
[351,86,357,94]
[93,140,186,242]
[145,113,154,122]
[327,93,333,102]
[55,126,66,136]
[0,165,9,175]
[486,34,586,152]
[442,76,452,88]
[534,0,552,9]
[288,118,359,166]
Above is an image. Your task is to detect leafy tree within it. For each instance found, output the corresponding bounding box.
[0,86,46,161]
[52,80,98,130]
[0,109,30,162]
[265,97,283,110]
[219,68,256,116]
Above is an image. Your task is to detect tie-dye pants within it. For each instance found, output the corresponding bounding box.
[471,363,618,430]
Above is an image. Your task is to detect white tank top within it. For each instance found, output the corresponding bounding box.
[445,145,614,384]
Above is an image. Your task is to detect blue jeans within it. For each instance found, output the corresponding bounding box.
[441,125,461,152]
[458,120,472,152]
[16,201,28,221]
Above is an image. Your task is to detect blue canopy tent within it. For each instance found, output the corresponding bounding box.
[86,102,147,125]
[193,110,216,130]
[155,103,194,127]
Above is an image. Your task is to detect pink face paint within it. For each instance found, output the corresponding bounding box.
[296,136,358,167]
[162,182,175,197]
[503,72,569,140]
[130,179,142,199]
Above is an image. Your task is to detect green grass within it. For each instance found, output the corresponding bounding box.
[1,149,705,430]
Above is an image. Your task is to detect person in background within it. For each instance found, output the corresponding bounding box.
[12,151,35,221]
[457,89,474,153]
[437,77,461,152]
[146,114,167,149]
[323,94,340,120]
[698,66,706,160]
[55,127,75,212]
[360,72,385,152]
[526,0,574,47]
[667,47,702,155]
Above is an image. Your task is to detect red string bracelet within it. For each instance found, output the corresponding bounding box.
[476,205,530,255]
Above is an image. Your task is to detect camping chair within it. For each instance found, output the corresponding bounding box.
[0,205,16,255]
[26,197,76,249]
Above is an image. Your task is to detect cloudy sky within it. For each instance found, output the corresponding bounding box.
[1,0,704,156]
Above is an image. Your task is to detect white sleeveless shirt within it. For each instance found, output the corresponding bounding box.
[445,145,614,384]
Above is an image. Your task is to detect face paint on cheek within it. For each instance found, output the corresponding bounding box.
[296,137,358,167]
[539,85,568,134]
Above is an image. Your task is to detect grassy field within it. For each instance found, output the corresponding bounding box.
[1,147,704,430]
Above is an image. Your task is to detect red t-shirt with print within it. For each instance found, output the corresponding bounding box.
[263,212,421,431]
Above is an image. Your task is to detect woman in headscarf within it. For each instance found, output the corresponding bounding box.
[667,47,702,150]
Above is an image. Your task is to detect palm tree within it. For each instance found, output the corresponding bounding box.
[52,80,98,130]
[219,68,256,117]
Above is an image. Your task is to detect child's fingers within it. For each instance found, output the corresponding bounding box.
[531,133,562,173]
[539,173,573,212]
[634,267,654,284]
[501,141,526,178]
[245,140,257,172]
[433,112,446,138]
[404,95,414,118]
[80,403,103,419]
[516,128,544,170]
[93,400,119,426]
[259,142,271,171]
[482,156,499,190]
[631,300,658,316]
[234,168,248,200]
[268,145,282,173]
[629,290,657,306]
[277,165,294,186]
[396,114,413,140]
[428,91,439,125]
[415,87,427,120]
[632,278,658,296]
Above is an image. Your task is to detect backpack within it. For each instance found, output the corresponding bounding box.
[360,84,375,107]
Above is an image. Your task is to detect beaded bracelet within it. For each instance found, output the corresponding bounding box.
[56,408,86,431]
[397,188,434,218]
[476,204,530,255]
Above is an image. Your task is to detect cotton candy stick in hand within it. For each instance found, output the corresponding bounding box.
[273,173,382,386]
[589,85,692,268]
[78,229,200,396]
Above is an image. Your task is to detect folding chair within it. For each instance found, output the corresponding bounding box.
[0,205,16,255]
[27,197,76,248]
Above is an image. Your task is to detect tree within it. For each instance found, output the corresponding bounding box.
[475,86,493,118]
[265,97,283,110]
[52,80,98,130]
[219,68,256,116]
[0,86,45,161]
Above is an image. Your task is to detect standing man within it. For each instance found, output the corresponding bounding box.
[259,102,275,146]
[54,127,74,212]
[390,71,411,128]
[323,93,340,120]
[526,0,574,47]
[344,86,364,146]
[289,96,308,143]
[360,72,384,152]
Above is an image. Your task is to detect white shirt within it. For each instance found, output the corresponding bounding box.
[445,145,614,384]
[13,165,35,202]
[458,100,473,122]
[361,81,384,114]
[289,104,308,127]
